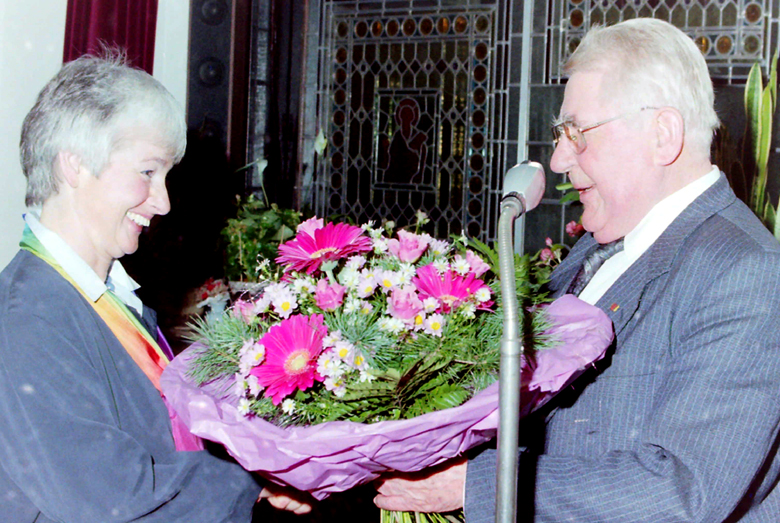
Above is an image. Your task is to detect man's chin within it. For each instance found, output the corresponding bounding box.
[589,225,618,244]
[592,232,621,244]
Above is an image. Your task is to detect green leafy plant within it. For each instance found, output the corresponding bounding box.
[221,195,301,282]
[718,52,779,238]
[746,53,779,237]
[555,181,580,204]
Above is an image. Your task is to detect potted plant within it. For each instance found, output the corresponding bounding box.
[222,194,302,293]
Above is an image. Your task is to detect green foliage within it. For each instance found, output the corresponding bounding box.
[466,236,555,304]
[323,308,398,368]
[555,181,580,204]
[747,55,777,220]
[381,508,463,522]
[720,52,779,239]
[187,237,558,429]
[183,314,257,384]
[221,196,301,281]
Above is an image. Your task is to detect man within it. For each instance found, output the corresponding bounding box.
[375,18,780,522]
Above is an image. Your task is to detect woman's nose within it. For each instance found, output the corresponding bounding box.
[149,177,171,216]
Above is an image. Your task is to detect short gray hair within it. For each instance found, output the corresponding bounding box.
[20,53,187,206]
[564,18,719,155]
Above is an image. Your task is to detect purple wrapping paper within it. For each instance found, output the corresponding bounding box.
[161,294,613,500]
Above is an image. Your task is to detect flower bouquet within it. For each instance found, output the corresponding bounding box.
[161,215,613,522]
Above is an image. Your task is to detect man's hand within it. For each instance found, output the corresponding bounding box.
[374,457,467,513]
[258,484,313,515]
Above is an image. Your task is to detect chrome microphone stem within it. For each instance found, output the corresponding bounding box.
[496,195,524,523]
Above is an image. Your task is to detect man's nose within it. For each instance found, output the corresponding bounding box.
[549,138,576,175]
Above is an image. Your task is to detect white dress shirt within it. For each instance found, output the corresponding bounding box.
[578,167,721,305]
[24,211,144,315]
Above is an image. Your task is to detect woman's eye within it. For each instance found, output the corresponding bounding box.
[141,170,154,177]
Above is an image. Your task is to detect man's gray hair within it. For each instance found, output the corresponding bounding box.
[20,52,187,206]
[565,18,719,155]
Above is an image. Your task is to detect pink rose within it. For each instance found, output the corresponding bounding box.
[465,250,490,277]
[314,279,346,311]
[387,230,429,263]
[539,248,553,262]
[565,220,585,238]
[387,285,424,321]
[232,299,256,324]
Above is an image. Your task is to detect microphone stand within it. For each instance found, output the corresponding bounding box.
[495,161,545,523]
[496,194,523,523]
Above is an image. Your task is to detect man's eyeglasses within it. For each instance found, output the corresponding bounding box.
[551,106,657,154]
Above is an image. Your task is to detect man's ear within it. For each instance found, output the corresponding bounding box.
[55,151,85,188]
[653,107,684,166]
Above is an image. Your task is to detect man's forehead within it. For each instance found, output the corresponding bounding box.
[558,70,607,122]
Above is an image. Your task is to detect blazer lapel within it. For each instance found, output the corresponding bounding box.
[593,174,736,338]
[549,234,597,298]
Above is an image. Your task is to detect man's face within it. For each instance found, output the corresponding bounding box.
[550,70,664,243]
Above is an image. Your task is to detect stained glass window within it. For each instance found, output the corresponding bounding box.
[312,1,513,244]
[254,0,779,253]
[551,0,778,83]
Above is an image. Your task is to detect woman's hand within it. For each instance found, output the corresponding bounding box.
[258,484,313,515]
[374,457,467,513]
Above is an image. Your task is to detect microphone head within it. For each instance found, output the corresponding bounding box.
[502,161,546,212]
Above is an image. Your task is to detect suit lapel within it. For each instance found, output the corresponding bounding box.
[593,174,736,338]
[549,234,597,298]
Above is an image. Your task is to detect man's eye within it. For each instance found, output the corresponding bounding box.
[141,170,154,177]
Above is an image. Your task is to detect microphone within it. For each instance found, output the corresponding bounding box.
[501,160,546,213]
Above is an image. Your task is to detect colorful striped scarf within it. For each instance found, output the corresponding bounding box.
[20,225,203,451]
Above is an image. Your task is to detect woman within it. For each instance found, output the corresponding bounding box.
[0,55,309,522]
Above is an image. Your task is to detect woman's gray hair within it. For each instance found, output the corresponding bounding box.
[564,18,719,155]
[20,52,187,206]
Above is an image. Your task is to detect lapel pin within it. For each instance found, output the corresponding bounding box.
[610,303,620,312]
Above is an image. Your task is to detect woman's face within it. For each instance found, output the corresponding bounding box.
[72,133,173,275]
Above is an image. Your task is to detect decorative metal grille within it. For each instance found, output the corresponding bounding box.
[550,0,778,83]
[314,1,510,243]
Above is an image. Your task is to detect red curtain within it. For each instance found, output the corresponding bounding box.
[63,0,159,74]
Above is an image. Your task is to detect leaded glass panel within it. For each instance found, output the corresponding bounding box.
[314,1,511,244]
[551,0,778,82]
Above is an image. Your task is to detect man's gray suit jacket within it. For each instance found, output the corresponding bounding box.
[465,175,780,522]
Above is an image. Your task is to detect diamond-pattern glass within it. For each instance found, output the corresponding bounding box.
[314,2,508,244]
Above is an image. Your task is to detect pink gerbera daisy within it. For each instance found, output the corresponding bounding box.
[412,264,488,313]
[277,221,373,274]
[249,314,327,405]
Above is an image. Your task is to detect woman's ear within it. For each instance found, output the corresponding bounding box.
[653,107,685,166]
[55,151,85,188]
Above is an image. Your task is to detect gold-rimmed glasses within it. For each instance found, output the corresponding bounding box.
[552,106,657,154]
